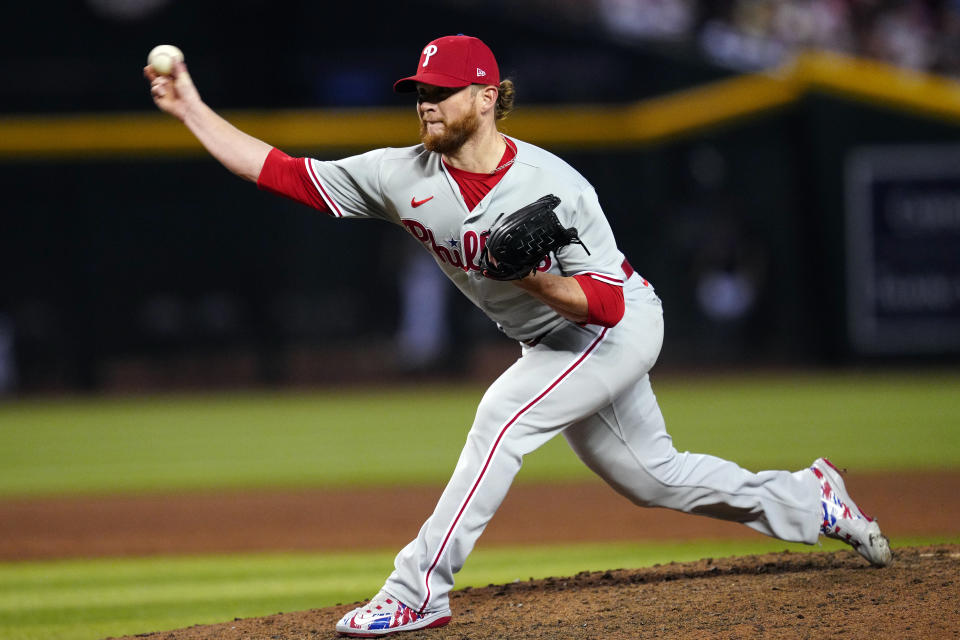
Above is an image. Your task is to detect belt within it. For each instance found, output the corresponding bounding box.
[622,258,650,287]
[521,335,544,348]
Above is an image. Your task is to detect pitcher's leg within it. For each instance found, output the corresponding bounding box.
[384,325,613,614]
[384,404,554,613]
[563,374,822,543]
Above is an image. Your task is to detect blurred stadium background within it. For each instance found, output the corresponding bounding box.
[1,0,959,395]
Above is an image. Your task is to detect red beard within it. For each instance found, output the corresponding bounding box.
[419,108,481,155]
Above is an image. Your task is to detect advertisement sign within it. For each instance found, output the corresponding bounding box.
[846,145,960,354]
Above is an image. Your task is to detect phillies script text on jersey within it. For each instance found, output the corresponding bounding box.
[401,218,552,274]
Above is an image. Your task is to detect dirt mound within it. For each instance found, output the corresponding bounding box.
[113,544,959,640]
[4,471,958,561]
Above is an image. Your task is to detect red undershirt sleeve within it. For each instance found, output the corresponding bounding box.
[573,275,626,327]
[256,147,331,214]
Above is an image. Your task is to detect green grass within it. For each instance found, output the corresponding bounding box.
[656,370,960,472]
[0,388,480,496]
[1,371,958,497]
[2,535,957,640]
[1,371,958,639]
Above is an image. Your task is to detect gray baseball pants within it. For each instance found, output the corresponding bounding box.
[384,276,822,613]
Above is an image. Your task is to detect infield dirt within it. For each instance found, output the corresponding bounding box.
[2,471,957,560]
[3,471,958,639]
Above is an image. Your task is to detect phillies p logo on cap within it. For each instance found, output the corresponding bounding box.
[422,44,438,67]
[394,35,500,92]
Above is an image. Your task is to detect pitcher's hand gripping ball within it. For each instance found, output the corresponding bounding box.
[480,194,589,281]
[147,44,184,75]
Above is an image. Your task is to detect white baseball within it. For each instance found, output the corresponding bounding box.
[147,44,184,76]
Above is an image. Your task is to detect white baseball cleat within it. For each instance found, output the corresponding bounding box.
[336,590,452,637]
[810,457,892,567]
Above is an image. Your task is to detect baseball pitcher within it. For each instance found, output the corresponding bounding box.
[145,34,891,638]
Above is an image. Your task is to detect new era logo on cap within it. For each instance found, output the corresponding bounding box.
[394,35,500,92]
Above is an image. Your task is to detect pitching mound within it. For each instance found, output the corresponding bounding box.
[114,544,959,640]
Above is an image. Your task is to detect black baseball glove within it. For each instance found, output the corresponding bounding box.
[479,194,589,281]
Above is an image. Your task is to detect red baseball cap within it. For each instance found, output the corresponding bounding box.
[394,35,500,93]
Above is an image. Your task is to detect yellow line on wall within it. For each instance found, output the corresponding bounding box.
[792,51,960,124]
[626,72,801,140]
[0,109,419,158]
[500,73,799,146]
[0,51,957,159]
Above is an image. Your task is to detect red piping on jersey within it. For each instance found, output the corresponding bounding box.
[573,257,637,287]
[419,326,610,613]
[257,148,332,214]
[578,272,624,286]
[305,158,344,217]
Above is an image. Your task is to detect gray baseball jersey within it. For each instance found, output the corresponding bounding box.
[305,137,626,342]
[303,137,822,615]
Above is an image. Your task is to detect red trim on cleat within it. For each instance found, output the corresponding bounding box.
[810,458,891,567]
[336,591,452,637]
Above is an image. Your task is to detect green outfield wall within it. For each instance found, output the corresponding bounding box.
[2,53,959,390]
